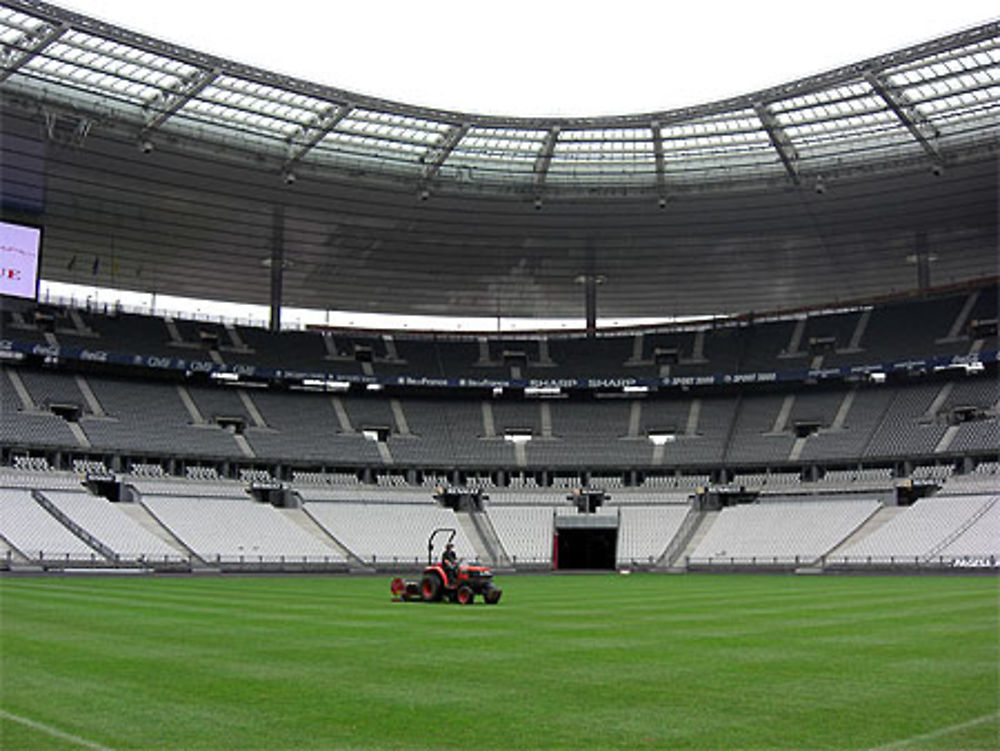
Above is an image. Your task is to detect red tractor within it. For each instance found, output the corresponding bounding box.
[391,528,502,605]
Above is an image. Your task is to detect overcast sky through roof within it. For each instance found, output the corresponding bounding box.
[59,0,999,118]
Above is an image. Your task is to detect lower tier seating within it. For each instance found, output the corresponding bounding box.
[689,500,881,564]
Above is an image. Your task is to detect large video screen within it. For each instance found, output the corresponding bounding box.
[0,220,42,300]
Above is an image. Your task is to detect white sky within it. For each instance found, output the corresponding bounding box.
[58,0,999,118]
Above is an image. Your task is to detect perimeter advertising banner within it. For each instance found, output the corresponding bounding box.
[0,220,42,300]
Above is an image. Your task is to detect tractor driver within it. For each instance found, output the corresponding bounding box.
[442,542,458,584]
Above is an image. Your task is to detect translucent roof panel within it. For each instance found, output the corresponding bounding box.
[887,36,1000,79]
[0,1,996,194]
[776,94,915,167]
[19,38,174,104]
[883,39,1000,143]
[0,6,47,44]
[548,127,655,184]
[880,37,1000,137]
[335,108,451,145]
[446,127,551,182]
[658,109,783,182]
[179,74,329,140]
[314,130,431,170]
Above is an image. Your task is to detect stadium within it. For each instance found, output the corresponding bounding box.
[0,1,997,749]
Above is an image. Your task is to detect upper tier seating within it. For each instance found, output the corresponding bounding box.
[5,278,997,472]
[82,375,241,457]
[0,367,81,449]
[14,283,996,383]
[6,365,997,468]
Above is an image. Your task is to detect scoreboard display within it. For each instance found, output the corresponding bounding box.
[0,220,42,300]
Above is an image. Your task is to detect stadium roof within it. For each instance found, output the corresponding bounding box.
[0,1,997,322]
[1,0,998,198]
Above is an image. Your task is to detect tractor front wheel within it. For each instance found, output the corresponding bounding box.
[421,573,443,602]
[457,585,474,605]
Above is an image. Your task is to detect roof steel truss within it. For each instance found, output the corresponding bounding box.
[284,103,352,172]
[752,102,801,183]
[140,66,218,139]
[422,122,470,181]
[864,70,942,165]
[533,127,560,193]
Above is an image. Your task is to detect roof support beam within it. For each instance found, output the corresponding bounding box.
[284,103,352,172]
[753,102,800,184]
[651,121,666,197]
[0,22,67,84]
[533,127,560,195]
[140,67,218,139]
[422,123,469,181]
[864,71,942,166]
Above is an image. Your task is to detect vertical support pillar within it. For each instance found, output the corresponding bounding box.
[269,204,285,332]
[914,231,931,292]
[585,274,597,338]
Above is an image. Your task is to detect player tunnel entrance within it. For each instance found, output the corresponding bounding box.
[554,514,618,570]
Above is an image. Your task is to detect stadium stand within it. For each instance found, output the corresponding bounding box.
[38,490,187,563]
[0,367,81,449]
[485,505,561,566]
[688,500,882,565]
[834,495,998,563]
[141,495,345,566]
[9,283,995,385]
[616,505,693,567]
[0,488,105,563]
[0,466,85,490]
[936,501,1000,559]
[937,462,1000,495]
[303,501,472,565]
[0,2,995,577]
[3,358,997,478]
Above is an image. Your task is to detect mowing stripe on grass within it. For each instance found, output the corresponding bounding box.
[865,710,1000,751]
[2,575,994,750]
[0,709,114,751]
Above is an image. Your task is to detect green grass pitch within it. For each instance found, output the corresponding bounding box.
[1,573,997,750]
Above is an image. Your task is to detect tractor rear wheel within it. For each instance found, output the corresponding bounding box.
[421,572,443,602]
[457,585,474,605]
